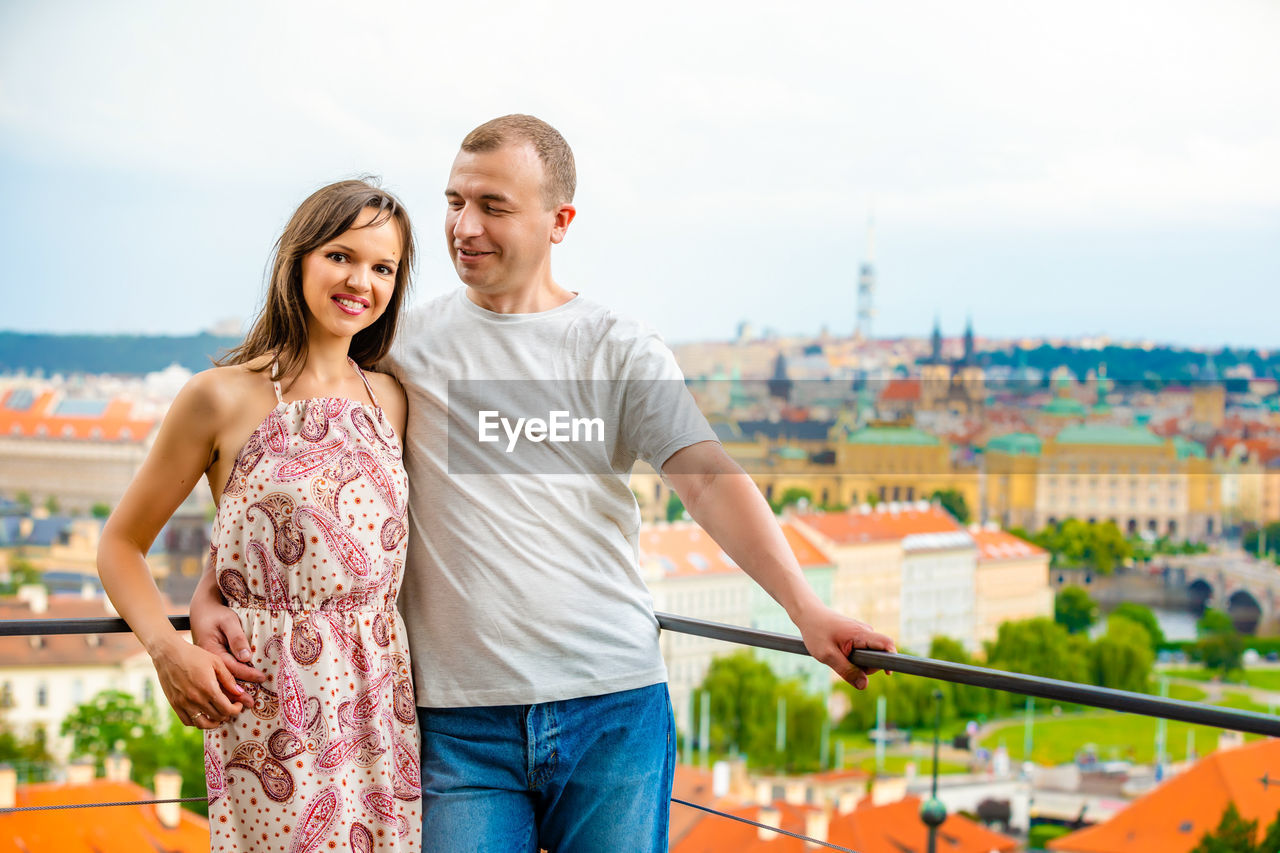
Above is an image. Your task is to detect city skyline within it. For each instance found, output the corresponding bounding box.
[2,1,1277,348]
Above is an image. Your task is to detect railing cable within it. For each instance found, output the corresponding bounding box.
[0,796,206,815]
[671,797,860,852]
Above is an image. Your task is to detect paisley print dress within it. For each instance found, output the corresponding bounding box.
[205,361,420,853]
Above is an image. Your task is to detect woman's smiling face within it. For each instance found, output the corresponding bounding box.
[300,206,403,343]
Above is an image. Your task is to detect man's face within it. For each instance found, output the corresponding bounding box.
[444,142,571,296]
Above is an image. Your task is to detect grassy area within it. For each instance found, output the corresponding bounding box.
[849,753,969,776]
[1218,692,1273,713]
[1167,682,1208,702]
[1236,670,1280,691]
[1163,667,1215,682]
[979,712,1259,765]
[837,679,1260,774]
[1163,667,1280,691]
[833,729,972,777]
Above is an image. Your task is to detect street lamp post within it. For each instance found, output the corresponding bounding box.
[920,689,947,853]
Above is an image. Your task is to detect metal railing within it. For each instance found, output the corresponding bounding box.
[2,611,1278,852]
[657,613,1280,737]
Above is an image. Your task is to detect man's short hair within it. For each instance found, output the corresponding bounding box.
[461,114,576,209]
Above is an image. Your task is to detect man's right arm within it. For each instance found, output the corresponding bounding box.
[190,563,266,685]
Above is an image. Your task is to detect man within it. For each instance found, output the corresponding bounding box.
[193,114,895,851]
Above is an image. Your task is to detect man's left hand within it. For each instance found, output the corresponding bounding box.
[794,605,896,690]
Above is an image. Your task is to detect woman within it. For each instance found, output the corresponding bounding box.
[98,179,421,852]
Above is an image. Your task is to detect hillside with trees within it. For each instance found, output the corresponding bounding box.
[0,332,240,375]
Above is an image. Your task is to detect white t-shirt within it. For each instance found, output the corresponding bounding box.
[384,288,717,707]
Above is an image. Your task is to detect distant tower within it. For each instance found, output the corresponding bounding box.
[767,352,793,402]
[962,316,975,365]
[855,216,876,340]
[930,316,943,364]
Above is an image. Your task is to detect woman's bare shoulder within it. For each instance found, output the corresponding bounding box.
[177,362,271,419]
[365,368,407,438]
[364,368,404,401]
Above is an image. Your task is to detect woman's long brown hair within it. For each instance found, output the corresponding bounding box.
[218,178,415,381]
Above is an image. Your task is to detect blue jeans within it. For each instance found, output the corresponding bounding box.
[418,682,674,852]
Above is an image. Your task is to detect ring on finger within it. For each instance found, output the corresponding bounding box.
[192,711,208,721]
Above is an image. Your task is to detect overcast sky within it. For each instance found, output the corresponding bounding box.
[2,0,1277,348]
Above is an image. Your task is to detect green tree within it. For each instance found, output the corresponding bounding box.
[837,669,897,733]
[1089,616,1153,693]
[0,558,43,595]
[772,487,813,514]
[986,618,1089,687]
[43,495,60,514]
[1195,608,1244,676]
[929,636,988,719]
[60,689,156,767]
[837,662,938,732]
[1190,801,1258,853]
[1198,608,1234,636]
[15,491,32,513]
[930,489,971,523]
[1028,825,1072,850]
[696,653,833,772]
[1086,520,1133,573]
[127,710,208,817]
[91,502,111,519]
[1197,632,1245,675]
[666,492,686,522]
[0,722,55,778]
[1111,602,1165,652]
[1054,586,1099,635]
[1035,519,1131,574]
[57,691,210,814]
[1258,809,1280,853]
[1244,522,1280,559]
[773,679,827,773]
[697,652,779,758]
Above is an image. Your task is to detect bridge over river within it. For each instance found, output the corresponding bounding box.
[1166,550,1280,634]
[1049,551,1279,635]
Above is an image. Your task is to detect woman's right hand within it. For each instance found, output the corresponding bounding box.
[149,634,247,729]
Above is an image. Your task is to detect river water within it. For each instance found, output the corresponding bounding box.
[1090,606,1199,642]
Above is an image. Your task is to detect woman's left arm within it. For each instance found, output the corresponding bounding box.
[97,371,248,727]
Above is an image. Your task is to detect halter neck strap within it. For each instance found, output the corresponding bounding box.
[349,358,383,416]
[268,359,380,416]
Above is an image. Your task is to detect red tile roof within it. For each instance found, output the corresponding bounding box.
[1048,738,1280,853]
[1219,415,1276,436]
[970,528,1046,562]
[836,796,1019,853]
[671,766,721,846]
[796,505,965,546]
[1207,436,1280,464]
[0,389,156,442]
[672,795,1017,853]
[880,379,921,403]
[672,800,821,853]
[1,779,209,852]
[639,522,832,578]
